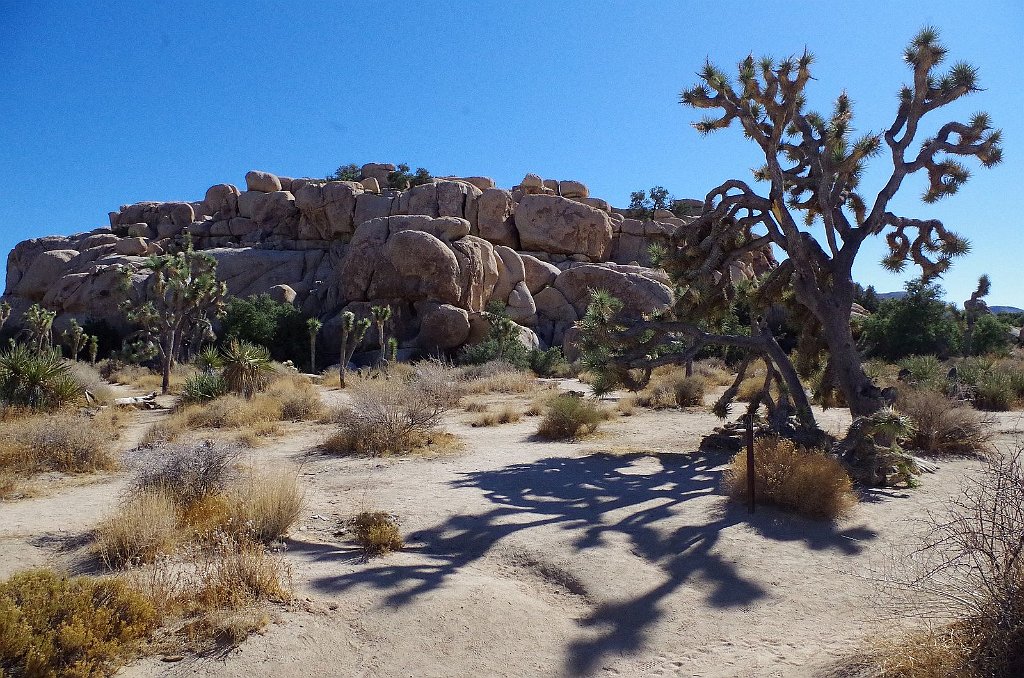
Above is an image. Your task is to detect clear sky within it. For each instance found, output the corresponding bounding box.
[2,1,1021,306]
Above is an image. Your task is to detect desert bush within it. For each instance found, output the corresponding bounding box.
[471,405,522,427]
[896,388,991,456]
[139,415,185,448]
[864,358,901,389]
[264,375,324,421]
[220,293,310,365]
[131,441,239,507]
[0,344,82,410]
[95,490,180,568]
[179,371,228,405]
[0,412,117,474]
[674,376,705,407]
[616,395,636,416]
[536,394,604,440]
[65,360,115,404]
[0,568,157,678]
[693,358,733,386]
[181,394,281,430]
[225,470,304,543]
[725,437,856,519]
[350,511,403,556]
[100,361,196,394]
[328,364,461,455]
[860,280,962,360]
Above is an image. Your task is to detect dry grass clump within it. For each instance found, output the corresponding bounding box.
[725,436,857,519]
[66,360,117,404]
[632,367,706,409]
[471,405,522,427]
[264,375,324,421]
[224,471,305,543]
[896,388,991,456]
[674,376,705,406]
[461,360,540,395]
[0,568,158,678]
[693,358,733,386]
[350,511,403,557]
[325,363,462,456]
[0,410,119,475]
[102,361,196,394]
[616,395,636,416]
[536,394,605,440]
[95,490,181,568]
[464,399,489,413]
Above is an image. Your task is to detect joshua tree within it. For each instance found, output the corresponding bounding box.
[61,319,89,362]
[306,317,323,374]
[963,274,991,356]
[338,311,371,388]
[23,304,56,354]
[370,305,392,368]
[87,335,99,366]
[123,240,227,394]
[0,301,10,334]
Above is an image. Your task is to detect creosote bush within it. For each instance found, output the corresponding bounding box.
[725,437,857,519]
[536,394,604,440]
[0,568,158,678]
[350,511,403,557]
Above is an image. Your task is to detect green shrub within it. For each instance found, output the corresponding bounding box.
[0,568,157,677]
[529,347,570,377]
[537,395,604,440]
[220,294,309,365]
[860,280,962,360]
[974,370,1016,411]
[970,313,1013,356]
[897,354,945,390]
[179,372,228,405]
[0,345,82,410]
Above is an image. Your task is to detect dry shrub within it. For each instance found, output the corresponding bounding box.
[139,415,186,448]
[693,358,733,386]
[326,364,461,456]
[0,471,18,499]
[130,440,239,507]
[0,411,117,474]
[350,511,403,556]
[725,436,856,519]
[183,394,282,429]
[897,388,991,456]
[616,395,636,416]
[0,568,158,678]
[264,375,324,421]
[461,361,539,395]
[104,362,196,394]
[464,400,489,413]
[537,394,604,440]
[735,374,766,402]
[471,405,522,427]
[67,361,116,404]
[224,470,304,543]
[95,490,180,568]
[674,376,706,407]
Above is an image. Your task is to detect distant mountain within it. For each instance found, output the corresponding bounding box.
[991,306,1024,315]
[876,291,906,300]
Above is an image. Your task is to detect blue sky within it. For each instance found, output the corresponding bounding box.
[2,1,1021,306]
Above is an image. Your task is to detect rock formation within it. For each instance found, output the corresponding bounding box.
[2,163,775,358]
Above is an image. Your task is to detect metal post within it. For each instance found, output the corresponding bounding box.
[744,413,755,513]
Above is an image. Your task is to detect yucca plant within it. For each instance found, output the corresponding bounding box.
[195,346,223,373]
[220,339,272,398]
[179,371,228,405]
[0,344,82,410]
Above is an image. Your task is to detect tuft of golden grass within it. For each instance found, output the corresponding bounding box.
[225,470,304,543]
[616,395,636,416]
[693,358,734,387]
[104,363,197,394]
[840,624,976,678]
[462,370,541,395]
[725,436,857,520]
[350,511,403,556]
[536,395,605,440]
[471,405,522,427]
[0,411,119,475]
[464,400,489,413]
[95,490,180,568]
[264,375,324,421]
[897,388,991,456]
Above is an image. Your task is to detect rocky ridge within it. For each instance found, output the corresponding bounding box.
[2,163,774,357]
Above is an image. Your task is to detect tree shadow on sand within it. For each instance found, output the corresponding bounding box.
[304,449,877,676]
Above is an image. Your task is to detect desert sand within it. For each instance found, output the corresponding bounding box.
[4,381,1020,678]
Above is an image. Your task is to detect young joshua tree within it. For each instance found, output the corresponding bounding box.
[963,274,991,356]
[370,305,392,368]
[123,240,227,394]
[0,301,10,334]
[61,319,89,362]
[338,311,371,388]
[306,317,323,374]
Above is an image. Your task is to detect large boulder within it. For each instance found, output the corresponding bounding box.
[245,170,282,193]
[553,263,673,318]
[515,194,613,260]
[521,254,559,294]
[415,303,471,352]
[491,246,526,303]
[294,181,363,240]
[476,188,518,247]
[558,180,589,199]
[203,184,241,220]
[9,248,79,300]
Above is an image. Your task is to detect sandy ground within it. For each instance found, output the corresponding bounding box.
[3,381,1022,678]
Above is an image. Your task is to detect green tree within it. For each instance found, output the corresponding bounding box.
[859,280,962,360]
[220,294,309,365]
[969,313,1011,357]
[124,241,227,394]
[673,28,1001,416]
[330,163,362,181]
[387,163,433,191]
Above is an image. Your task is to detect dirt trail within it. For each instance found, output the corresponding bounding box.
[119,386,1008,678]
